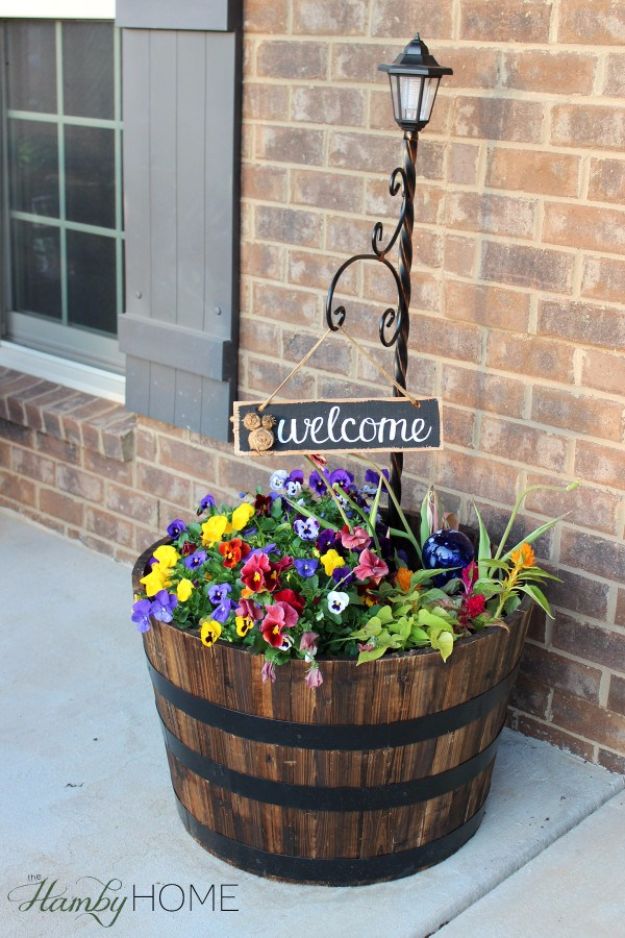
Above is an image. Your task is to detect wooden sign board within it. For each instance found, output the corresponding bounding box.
[232,397,442,457]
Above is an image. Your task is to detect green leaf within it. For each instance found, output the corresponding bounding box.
[500,514,567,563]
[519,583,554,618]
[410,625,429,644]
[357,645,390,665]
[472,501,492,579]
[376,605,394,625]
[417,608,451,630]
[431,629,454,662]
[420,489,432,550]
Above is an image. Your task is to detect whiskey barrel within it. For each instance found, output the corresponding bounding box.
[133,542,531,885]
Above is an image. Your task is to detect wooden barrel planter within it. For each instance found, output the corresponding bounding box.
[133,542,532,886]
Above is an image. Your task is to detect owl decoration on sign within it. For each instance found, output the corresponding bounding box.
[243,411,277,453]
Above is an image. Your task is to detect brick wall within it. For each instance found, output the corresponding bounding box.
[2,0,625,770]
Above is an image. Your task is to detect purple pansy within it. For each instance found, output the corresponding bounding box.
[294,557,319,578]
[212,599,234,624]
[131,598,152,633]
[308,470,328,494]
[332,565,354,586]
[208,582,232,605]
[150,590,178,623]
[328,468,354,491]
[167,518,187,539]
[197,493,216,514]
[184,548,207,570]
[317,529,339,553]
[293,517,320,541]
[285,469,304,497]
[248,542,277,558]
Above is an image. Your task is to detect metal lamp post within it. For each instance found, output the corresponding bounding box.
[325,34,452,523]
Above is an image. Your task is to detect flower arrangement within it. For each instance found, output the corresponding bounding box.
[132,456,574,687]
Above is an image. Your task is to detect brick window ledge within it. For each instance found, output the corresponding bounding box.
[0,367,135,463]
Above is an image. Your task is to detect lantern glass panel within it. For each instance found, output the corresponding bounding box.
[389,74,401,123]
[419,76,441,122]
[398,75,424,124]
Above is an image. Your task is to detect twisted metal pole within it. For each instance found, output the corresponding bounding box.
[388,130,418,529]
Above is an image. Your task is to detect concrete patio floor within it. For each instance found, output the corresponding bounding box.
[1,506,623,938]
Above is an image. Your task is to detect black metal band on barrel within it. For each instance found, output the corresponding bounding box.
[146,656,518,750]
[163,721,499,810]
[174,794,485,885]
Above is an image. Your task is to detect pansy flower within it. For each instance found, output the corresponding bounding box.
[131,598,152,632]
[327,591,349,615]
[212,599,234,624]
[167,519,187,539]
[293,517,320,541]
[362,467,389,494]
[200,618,222,647]
[197,493,216,514]
[241,553,272,593]
[269,470,288,492]
[320,548,345,577]
[332,565,354,586]
[274,588,305,615]
[176,578,194,602]
[317,529,339,553]
[284,469,304,497]
[294,557,318,578]
[235,615,255,637]
[328,468,354,492]
[218,537,250,569]
[254,493,272,516]
[340,525,371,551]
[184,548,207,570]
[208,582,232,605]
[308,469,328,495]
[201,514,229,546]
[150,590,178,623]
[231,502,255,532]
[299,631,319,655]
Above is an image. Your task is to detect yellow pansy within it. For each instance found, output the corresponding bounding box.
[140,566,171,597]
[235,615,254,637]
[320,549,345,577]
[200,618,222,647]
[201,514,229,546]
[176,578,194,602]
[152,544,180,568]
[231,502,255,532]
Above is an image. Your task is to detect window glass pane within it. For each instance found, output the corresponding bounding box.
[11,220,62,319]
[8,119,59,217]
[62,23,114,120]
[65,126,115,229]
[5,21,56,113]
[67,232,117,335]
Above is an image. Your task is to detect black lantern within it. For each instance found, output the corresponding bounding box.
[378,34,452,131]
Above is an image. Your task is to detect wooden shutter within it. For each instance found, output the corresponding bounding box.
[116,0,241,440]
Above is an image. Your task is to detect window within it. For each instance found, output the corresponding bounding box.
[1,19,124,373]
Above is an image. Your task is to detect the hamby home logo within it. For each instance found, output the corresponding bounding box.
[7,875,239,927]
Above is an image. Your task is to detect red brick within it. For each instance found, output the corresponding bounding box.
[292,85,366,127]
[315,374,378,400]
[39,487,83,526]
[521,642,602,703]
[241,242,284,281]
[287,250,358,295]
[62,398,119,448]
[255,206,323,249]
[364,180,444,226]
[575,440,625,491]
[371,0,452,38]
[544,202,625,256]
[616,590,625,627]
[0,470,37,505]
[240,317,281,357]
[486,333,574,384]
[416,141,447,182]
[608,675,625,716]
[551,689,625,752]
[447,191,536,239]
[106,483,158,526]
[136,464,191,506]
[552,104,625,150]
[356,352,438,397]
[101,414,135,462]
[442,404,476,448]
[408,315,482,364]
[549,570,610,619]
[470,500,554,561]
[252,283,320,328]
[41,391,93,439]
[452,96,544,143]
[281,329,352,377]
[5,379,56,425]
[560,529,625,584]
[604,54,625,96]
[291,169,363,213]
[539,300,625,352]
[598,749,625,773]
[512,714,595,761]
[525,473,621,537]
[552,613,625,671]
[156,437,217,480]
[461,0,552,41]
[11,447,55,484]
[445,281,530,332]
[447,143,480,186]
[442,364,527,418]
[83,447,134,486]
[85,506,134,548]
[533,387,625,443]
[0,418,34,447]
[502,51,596,95]
[243,0,288,32]
[256,41,328,80]
[246,355,316,400]
[442,47,499,89]
[330,42,401,83]
[480,415,568,472]
[241,163,288,202]
[588,158,625,205]
[486,147,580,198]
[292,0,368,35]
[436,449,520,503]
[23,386,78,433]
[255,125,325,166]
[558,1,625,45]
[363,266,441,313]
[328,131,403,174]
[443,236,477,278]
[243,82,289,121]
[481,242,574,293]
[581,256,625,304]
[55,464,103,503]
[35,431,78,465]
[510,673,551,718]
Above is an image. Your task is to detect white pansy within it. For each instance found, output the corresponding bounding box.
[269,469,289,492]
[327,590,350,615]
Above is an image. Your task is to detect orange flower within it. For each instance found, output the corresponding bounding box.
[395,567,413,592]
[510,542,535,569]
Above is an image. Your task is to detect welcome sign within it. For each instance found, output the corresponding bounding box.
[232,398,442,456]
